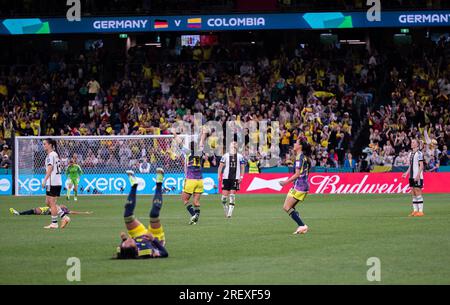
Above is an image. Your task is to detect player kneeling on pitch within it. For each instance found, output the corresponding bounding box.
[116,170,168,259]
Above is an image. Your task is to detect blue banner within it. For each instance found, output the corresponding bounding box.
[17,173,219,196]
[1,10,450,35]
[438,166,450,172]
[0,174,12,195]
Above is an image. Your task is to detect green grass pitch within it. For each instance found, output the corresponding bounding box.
[1,193,449,284]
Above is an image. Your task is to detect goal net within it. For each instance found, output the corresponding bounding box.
[13,135,204,196]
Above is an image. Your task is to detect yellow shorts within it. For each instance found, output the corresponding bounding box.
[148,225,165,241]
[38,207,50,215]
[128,223,148,239]
[288,189,308,202]
[183,179,204,194]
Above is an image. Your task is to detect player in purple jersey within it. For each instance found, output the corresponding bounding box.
[279,139,312,235]
[116,171,168,259]
[172,129,208,225]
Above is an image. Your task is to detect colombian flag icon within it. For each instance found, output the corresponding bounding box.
[187,18,202,28]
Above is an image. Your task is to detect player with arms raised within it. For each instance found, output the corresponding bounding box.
[217,142,246,218]
[279,139,312,234]
[172,129,207,225]
[402,139,425,217]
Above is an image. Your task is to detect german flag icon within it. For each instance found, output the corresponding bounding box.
[154,19,168,29]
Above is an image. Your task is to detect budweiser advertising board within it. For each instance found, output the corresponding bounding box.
[238,173,450,194]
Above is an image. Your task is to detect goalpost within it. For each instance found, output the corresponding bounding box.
[13,135,203,196]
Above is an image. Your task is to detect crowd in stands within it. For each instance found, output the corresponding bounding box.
[361,35,450,171]
[1,34,449,172]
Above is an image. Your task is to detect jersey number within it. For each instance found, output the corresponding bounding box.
[192,157,201,167]
[55,160,62,175]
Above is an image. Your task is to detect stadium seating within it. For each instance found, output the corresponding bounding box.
[0,31,449,172]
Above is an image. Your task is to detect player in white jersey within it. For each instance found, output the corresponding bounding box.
[217,142,246,218]
[402,139,425,217]
[41,138,68,229]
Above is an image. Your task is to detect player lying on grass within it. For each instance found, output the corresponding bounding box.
[9,205,92,228]
[116,170,168,259]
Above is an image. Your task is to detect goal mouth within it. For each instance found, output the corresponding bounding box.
[14,135,191,196]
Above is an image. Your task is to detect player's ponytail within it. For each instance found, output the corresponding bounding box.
[45,138,58,154]
[53,139,59,155]
[300,141,312,157]
[418,139,424,151]
[299,141,312,169]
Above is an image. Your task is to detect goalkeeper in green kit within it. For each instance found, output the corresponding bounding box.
[66,156,83,201]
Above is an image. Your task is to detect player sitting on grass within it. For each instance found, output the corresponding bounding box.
[116,170,169,259]
[9,205,92,228]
